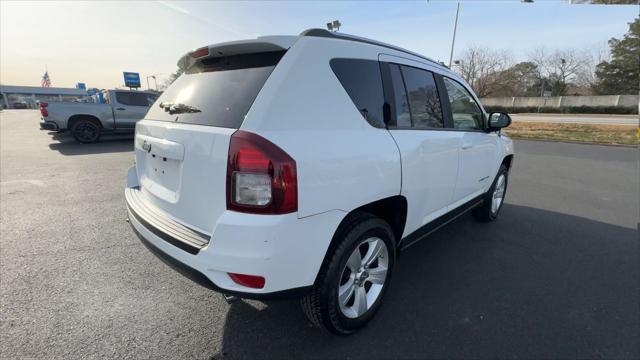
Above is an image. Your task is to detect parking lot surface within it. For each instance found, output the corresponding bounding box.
[1,110,638,359]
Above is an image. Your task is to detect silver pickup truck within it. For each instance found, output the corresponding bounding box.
[40,89,159,143]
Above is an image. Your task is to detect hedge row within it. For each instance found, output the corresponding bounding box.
[484,105,638,115]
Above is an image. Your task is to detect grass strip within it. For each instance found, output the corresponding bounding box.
[504,121,639,146]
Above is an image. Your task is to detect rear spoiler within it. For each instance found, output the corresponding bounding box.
[177,36,297,71]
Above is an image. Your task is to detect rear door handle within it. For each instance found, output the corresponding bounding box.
[116,107,126,111]
[462,142,474,150]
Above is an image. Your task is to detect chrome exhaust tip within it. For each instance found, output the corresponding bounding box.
[222,294,239,304]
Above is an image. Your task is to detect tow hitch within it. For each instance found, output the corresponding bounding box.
[222,294,239,304]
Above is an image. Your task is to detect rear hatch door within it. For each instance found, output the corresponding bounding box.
[134,41,292,234]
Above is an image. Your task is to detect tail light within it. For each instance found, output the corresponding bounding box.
[226,130,297,214]
[39,102,48,117]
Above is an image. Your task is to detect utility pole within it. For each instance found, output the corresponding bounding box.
[448,2,460,68]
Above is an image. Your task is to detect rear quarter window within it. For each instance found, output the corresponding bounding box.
[330,58,385,128]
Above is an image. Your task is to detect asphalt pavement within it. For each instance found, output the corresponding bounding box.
[510,113,639,126]
[1,110,638,359]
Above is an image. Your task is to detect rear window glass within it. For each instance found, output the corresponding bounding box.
[330,58,385,128]
[146,51,285,128]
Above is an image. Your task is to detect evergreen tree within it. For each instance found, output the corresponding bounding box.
[594,17,640,95]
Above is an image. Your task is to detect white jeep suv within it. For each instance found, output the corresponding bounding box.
[125,29,514,334]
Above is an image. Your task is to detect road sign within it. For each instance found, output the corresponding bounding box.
[75,83,86,90]
[123,72,141,88]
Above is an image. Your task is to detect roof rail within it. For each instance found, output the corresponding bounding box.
[299,28,448,70]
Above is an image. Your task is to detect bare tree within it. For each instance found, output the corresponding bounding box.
[577,43,611,87]
[454,46,512,97]
[527,47,592,95]
[528,46,548,78]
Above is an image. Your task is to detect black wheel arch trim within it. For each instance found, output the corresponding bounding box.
[68,114,103,129]
[502,154,514,170]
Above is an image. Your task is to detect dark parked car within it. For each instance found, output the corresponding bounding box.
[11,101,28,109]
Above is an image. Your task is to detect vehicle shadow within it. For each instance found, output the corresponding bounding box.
[48,133,133,155]
[210,204,638,360]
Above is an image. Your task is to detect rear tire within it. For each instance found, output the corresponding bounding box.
[472,164,509,222]
[301,213,396,335]
[71,118,101,143]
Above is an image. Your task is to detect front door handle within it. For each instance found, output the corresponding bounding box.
[116,107,126,111]
[461,142,474,150]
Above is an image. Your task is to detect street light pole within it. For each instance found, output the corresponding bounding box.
[448,2,460,68]
[146,74,161,91]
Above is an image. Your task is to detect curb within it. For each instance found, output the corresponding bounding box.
[509,136,638,148]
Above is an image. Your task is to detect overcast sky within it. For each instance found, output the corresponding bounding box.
[1,0,637,89]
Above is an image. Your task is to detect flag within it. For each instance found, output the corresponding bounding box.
[41,71,51,87]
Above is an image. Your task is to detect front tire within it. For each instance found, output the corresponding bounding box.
[71,119,101,143]
[301,213,396,335]
[472,164,509,222]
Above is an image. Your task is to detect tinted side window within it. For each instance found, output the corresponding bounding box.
[387,64,443,129]
[442,77,484,130]
[330,58,385,127]
[115,92,152,107]
[400,66,443,128]
[388,64,411,127]
[141,93,158,106]
[115,92,131,106]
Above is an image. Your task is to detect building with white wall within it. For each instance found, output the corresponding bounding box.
[0,85,88,109]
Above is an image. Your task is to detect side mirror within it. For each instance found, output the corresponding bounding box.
[488,112,512,131]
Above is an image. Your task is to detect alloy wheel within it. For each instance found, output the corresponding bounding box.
[491,174,506,214]
[74,122,98,142]
[337,237,389,319]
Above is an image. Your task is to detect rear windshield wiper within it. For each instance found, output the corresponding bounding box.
[159,102,202,115]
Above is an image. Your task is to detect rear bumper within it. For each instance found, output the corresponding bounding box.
[128,219,312,300]
[126,187,210,254]
[40,119,59,131]
[125,166,345,298]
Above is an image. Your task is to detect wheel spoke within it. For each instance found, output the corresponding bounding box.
[75,123,98,142]
[346,249,362,271]
[367,267,387,285]
[491,174,506,213]
[361,238,383,268]
[338,279,355,306]
[353,286,368,316]
[492,197,502,213]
